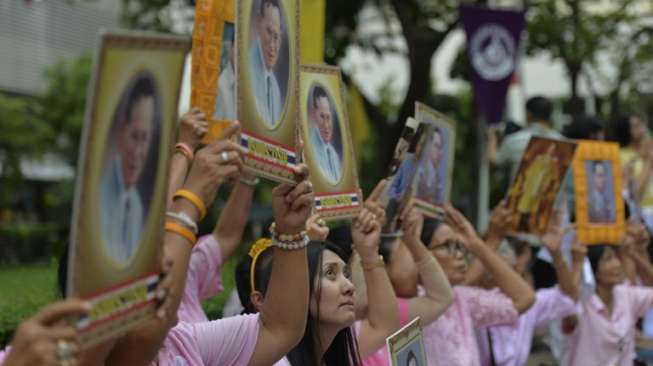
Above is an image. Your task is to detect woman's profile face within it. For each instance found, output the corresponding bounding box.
[310,250,356,329]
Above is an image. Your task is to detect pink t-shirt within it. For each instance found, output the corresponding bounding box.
[561,284,653,366]
[361,298,412,366]
[178,235,224,323]
[477,287,577,366]
[422,286,518,366]
[154,314,259,366]
[0,348,7,364]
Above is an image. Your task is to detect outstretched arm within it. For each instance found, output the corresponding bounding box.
[447,206,535,313]
[401,207,453,326]
[541,220,578,301]
[214,173,257,260]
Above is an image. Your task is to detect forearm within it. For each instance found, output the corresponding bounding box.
[259,247,309,342]
[474,242,535,313]
[463,237,500,286]
[551,249,578,301]
[632,252,653,286]
[362,257,400,334]
[167,153,190,208]
[215,181,255,259]
[410,252,453,323]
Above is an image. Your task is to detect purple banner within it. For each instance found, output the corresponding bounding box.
[460,5,525,124]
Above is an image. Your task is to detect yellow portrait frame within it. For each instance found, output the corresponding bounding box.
[192,0,237,143]
[67,30,190,348]
[237,0,300,183]
[298,64,362,221]
[573,140,625,245]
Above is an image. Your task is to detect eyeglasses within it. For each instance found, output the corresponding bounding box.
[429,241,466,256]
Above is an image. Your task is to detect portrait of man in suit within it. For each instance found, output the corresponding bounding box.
[248,0,287,128]
[100,72,159,265]
[308,84,342,184]
[587,160,616,223]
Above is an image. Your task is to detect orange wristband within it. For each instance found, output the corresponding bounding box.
[175,143,194,162]
[173,189,207,219]
[165,221,197,245]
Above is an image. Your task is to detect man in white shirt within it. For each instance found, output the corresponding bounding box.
[100,74,155,265]
[309,85,342,183]
[214,30,236,120]
[249,0,284,127]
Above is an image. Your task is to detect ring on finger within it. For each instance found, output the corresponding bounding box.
[56,339,74,362]
[220,151,230,163]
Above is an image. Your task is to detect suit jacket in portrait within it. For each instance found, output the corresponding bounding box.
[214,61,237,120]
[310,127,342,183]
[249,38,283,127]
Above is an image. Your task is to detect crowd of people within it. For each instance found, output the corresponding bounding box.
[2,94,653,366]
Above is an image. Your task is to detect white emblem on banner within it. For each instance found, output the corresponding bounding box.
[470,23,516,81]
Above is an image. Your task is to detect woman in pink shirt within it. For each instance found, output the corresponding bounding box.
[561,238,653,366]
[236,205,401,365]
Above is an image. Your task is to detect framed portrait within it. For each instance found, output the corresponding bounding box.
[573,141,625,244]
[387,317,428,366]
[191,0,237,143]
[379,117,424,233]
[67,30,189,348]
[505,136,577,235]
[237,0,300,183]
[412,102,456,218]
[298,65,361,221]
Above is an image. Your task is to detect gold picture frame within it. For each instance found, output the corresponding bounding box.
[67,30,189,348]
[237,0,300,183]
[412,102,456,219]
[298,64,361,221]
[192,0,237,143]
[386,317,428,366]
[573,140,625,245]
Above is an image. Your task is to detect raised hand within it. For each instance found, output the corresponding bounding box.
[541,211,566,255]
[183,122,245,206]
[272,164,314,234]
[487,200,512,242]
[177,108,209,150]
[444,204,483,252]
[363,180,388,227]
[400,205,424,249]
[352,207,382,262]
[3,300,91,366]
[306,213,329,241]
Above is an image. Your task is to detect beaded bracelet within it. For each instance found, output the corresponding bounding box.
[166,211,198,234]
[173,189,207,219]
[165,221,197,245]
[175,143,194,163]
[273,234,309,250]
[239,176,260,187]
[269,222,306,243]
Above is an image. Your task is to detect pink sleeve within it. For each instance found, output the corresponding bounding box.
[178,235,224,323]
[0,348,7,365]
[532,287,577,327]
[457,286,518,328]
[624,285,653,318]
[157,314,260,366]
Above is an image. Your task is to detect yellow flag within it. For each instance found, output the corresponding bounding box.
[300,0,325,63]
[346,82,372,163]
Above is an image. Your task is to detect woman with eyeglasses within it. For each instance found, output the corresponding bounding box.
[416,205,535,366]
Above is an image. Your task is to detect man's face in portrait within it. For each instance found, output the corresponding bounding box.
[314,95,333,144]
[257,2,282,71]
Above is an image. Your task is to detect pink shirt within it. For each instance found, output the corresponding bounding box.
[361,298,412,366]
[477,287,577,366]
[423,286,519,366]
[178,235,224,323]
[0,349,7,364]
[154,314,259,366]
[561,284,653,366]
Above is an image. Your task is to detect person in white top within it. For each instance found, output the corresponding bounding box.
[100,73,156,265]
[249,0,284,127]
[214,30,236,120]
[309,85,342,183]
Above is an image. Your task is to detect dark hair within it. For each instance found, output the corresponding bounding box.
[408,124,428,154]
[235,242,275,314]
[57,244,69,297]
[525,96,553,122]
[259,0,280,17]
[327,225,354,262]
[587,244,608,277]
[613,114,636,147]
[242,240,362,365]
[406,350,418,365]
[124,74,156,125]
[312,85,329,109]
[563,115,604,140]
[420,218,443,247]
